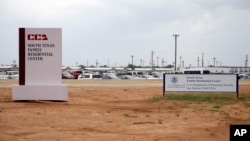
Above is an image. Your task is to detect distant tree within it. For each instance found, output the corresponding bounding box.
[165,65,174,68]
[100,65,108,68]
[78,65,85,69]
[127,64,135,70]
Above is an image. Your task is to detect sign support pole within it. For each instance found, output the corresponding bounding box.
[236,74,239,99]
[163,73,166,96]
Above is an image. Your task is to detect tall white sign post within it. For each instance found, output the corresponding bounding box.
[12,28,68,101]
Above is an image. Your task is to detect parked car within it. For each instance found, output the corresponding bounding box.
[119,75,134,79]
[0,71,8,79]
[62,71,74,79]
[239,73,250,79]
[102,73,119,79]
[6,71,19,79]
[69,70,83,79]
[152,72,164,79]
[140,74,158,79]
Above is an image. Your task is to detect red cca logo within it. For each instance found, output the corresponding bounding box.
[27,34,48,40]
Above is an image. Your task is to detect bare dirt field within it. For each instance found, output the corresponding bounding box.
[0,79,250,141]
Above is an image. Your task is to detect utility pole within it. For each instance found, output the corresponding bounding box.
[202,52,204,67]
[245,54,248,72]
[13,60,16,67]
[131,55,134,70]
[197,57,200,67]
[173,34,179,71]
[96,59,99,67]
[161,58,164,67]
[180,56,182,68]
[213,57,216,67]
[151,51,154,68]
[157,56,159,67]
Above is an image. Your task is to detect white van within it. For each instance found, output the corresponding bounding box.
[78,73,102,80]
[183,69,210,74]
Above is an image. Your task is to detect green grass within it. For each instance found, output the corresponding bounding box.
[123,113,137,118]
[149,93,250,102]
[213,105,221,109]
[148,93,250,107]
[244,102,250,108]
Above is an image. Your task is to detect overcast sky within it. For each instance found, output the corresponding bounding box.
[0,0,249,67]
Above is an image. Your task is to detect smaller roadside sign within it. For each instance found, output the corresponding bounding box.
[163,74,238,97]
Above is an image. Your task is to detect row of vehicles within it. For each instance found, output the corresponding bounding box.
[182,68,250,79]
[62,70,164,80]
[0,71,19,79]
[239,73,250,79]
[1,69,248,80]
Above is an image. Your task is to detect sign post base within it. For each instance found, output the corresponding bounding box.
[12,85,68,101]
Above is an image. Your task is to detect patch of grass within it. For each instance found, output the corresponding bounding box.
[213,105,221,109]
[181,105,189,109]
[244,102,250,108]
[148,93,250,108]
[209,109,218,112]
[148,96,163,102]
[166,106,174,110]
[150,93,250,102]
[123,113,137,118]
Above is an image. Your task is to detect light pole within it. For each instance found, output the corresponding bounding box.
[13,60,16,67]
[131,55,134,70]
[180,56,182,68]
[202,52,204,67]
[151,51,154,68]
[157,56,159,67]
[197,57,200,67]
[173,34,179,71]
[213,57,216,67]
[161,58,164,67]
[96,59,99,67]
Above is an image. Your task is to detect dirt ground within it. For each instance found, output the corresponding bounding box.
[0,79,250,141]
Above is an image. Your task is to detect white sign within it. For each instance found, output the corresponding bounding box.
[25,28,62,85]
[164,74,238,92]
[12,28,68,101]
